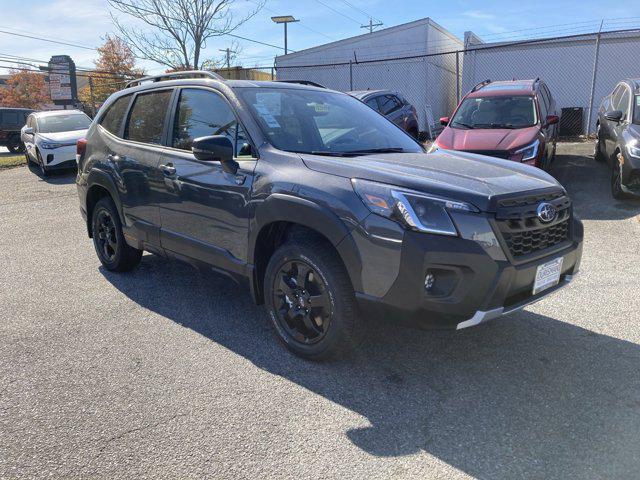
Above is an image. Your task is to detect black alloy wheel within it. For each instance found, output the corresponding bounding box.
[95,209,118,263]
[272,259,332,345]
[91,197,142,271]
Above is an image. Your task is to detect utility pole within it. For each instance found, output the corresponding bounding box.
[218,48,236,68]
[88,76,96,118]
[360,18,383,34]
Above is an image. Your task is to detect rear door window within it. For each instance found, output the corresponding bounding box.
[2,111,19,126]
[125,90,172,145]
[365,97,380,112]
[100,94,132,137]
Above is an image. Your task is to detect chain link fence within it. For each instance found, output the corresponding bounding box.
[271,27,640,138]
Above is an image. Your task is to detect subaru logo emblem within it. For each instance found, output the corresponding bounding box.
[537,202,557,223]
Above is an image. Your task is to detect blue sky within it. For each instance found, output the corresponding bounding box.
[0,0,638,74]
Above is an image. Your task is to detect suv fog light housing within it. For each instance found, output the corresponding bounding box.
[351,179,479,236]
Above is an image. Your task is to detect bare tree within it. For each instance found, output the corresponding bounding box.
[107,0,263,70]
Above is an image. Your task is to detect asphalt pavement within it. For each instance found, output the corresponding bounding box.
[1,142,639,479]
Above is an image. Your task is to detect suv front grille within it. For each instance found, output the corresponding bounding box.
[494,191,572,259]
[502,218,570,257]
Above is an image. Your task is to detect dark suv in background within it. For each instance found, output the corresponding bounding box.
[0,108,33,153]
[432,79,559,171]
[77,71,583,360]
[348,89,419,139]
[594,78,640,199]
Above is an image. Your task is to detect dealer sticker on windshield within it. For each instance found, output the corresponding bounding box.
[533,257,564,295]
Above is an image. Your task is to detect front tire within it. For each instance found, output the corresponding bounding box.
[611,151,627,200]
[594,124,605,162]
[91,197,142,272]
[36,150,48,177]
[264,232,357,360]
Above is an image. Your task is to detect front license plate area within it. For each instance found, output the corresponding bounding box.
[533,257,563,295]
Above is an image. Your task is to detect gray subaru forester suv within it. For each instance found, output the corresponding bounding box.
[76,71,583,360]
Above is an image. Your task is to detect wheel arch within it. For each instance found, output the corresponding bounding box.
[84,170,124,238]
[249,194,363,304]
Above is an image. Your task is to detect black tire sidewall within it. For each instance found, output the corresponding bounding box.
[264,242,354,359]
[611,154,625,199]
[91,198,128,270]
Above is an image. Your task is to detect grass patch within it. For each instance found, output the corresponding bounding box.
[0,154,26,169]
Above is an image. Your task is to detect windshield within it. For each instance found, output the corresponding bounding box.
[37,113,91,134]
[634,96,640,124]
[450,95,537,129]
[236,87,422,155]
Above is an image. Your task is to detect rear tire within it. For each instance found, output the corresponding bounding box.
[91,197,142,272]
[264,231,357,360]
[7,136,24,153]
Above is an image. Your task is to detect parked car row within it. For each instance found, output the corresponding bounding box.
[74,71,583,360]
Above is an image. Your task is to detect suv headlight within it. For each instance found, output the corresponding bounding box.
[40,142,65,149]
[627,140,640,158]
[352,179,478,236]
[512,139,539,162]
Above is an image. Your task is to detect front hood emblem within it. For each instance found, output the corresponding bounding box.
[537,202,557,223]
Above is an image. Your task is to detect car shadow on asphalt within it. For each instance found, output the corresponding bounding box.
[101,258,640,479]
[25,162,76,185]
[551,152,640,221]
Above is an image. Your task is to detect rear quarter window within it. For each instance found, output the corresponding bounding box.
[100,95,132,137]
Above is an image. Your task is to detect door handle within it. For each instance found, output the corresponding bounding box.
[161,163,176,176]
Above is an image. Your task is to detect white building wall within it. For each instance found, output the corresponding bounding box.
[275,18,463,133]
[461,30,640,133]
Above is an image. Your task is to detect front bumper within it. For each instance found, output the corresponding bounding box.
[38,144,77,169]
[352,214,583,330]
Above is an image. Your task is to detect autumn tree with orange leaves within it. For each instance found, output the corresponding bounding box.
[0,70,50,109]
[79,35,144,107]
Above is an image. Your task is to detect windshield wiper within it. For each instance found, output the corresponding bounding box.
[341,147,405,155]
[452,121,474,129]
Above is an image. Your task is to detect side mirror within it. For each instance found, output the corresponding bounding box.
[192,135,238,174]
[604,110,623,122]
[545,115,559,126]
[23,127,34,135]
[439,116,450,126]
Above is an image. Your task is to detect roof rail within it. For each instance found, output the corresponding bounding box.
[471,79,491,92]
[125,70,224,88]
[275,80,327,88]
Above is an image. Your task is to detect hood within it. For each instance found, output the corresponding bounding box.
[38,129,88,143]
[437,126,539,152]
[300,150,562,212]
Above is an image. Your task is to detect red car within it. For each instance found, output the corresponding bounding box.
[430,79,559,170]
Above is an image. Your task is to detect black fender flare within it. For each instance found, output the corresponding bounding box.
[249,193,364,294]
[84,169,125,234]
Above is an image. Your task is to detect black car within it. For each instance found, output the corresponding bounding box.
[0,108,33,153]
[77,71,583,360]
[348,90,420,139]
[594,78,640,198]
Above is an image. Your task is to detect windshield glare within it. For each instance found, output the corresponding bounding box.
[38,114,91,134]
[451,95,537,129]
[236,87,422,155]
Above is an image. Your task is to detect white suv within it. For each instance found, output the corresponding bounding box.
[21,110,91,176]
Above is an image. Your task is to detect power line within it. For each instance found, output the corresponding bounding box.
[337,0,382,24]
[311,0,362,25]
[0,29,96,51]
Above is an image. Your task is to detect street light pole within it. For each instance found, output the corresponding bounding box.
[271,16,299,55]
